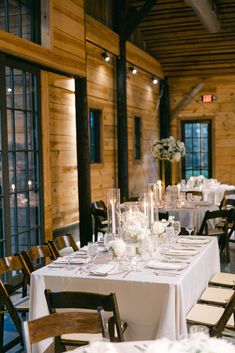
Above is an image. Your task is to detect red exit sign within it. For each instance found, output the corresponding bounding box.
[201,94,216,103]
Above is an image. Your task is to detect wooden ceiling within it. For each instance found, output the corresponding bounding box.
[127,0,235,77]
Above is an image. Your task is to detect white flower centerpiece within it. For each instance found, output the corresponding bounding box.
[152,216,175,243]
[152,136,185,162]
[146,336,235,353]
[120,208,150,243]
[108,238,126,260]
[152,136,185,186]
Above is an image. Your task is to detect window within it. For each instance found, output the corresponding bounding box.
[89,109,101,163]
[0,0,41,43]
[134,116,141,160]
[181,120,212,180]
[0,56,43,259]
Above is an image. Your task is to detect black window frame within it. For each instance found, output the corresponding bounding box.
[0,53,44,262]
[181,119,212,180]
[0,0,41,44]
[89,108,101,164]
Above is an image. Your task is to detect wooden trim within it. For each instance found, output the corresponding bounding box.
[0,29,86,77]
[41,71,53,242]
[41,0,53,48]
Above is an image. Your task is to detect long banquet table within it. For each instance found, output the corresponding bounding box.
[29,237,220,353]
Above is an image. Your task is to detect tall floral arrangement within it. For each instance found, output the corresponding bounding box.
[152,136,185,162]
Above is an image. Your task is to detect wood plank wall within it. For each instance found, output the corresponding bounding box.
[169,76,235,185]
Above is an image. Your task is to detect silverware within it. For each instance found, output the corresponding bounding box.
[122,269,132,278]
[134,344,146,352]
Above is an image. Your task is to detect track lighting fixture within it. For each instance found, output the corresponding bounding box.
[101,51,110,62]
[152,77,159,85]
[129,66,137,74]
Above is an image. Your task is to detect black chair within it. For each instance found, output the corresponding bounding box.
[23,309,109,353]
[219,189,235,209]
[197,209,233,262]
[0,254,30,353]
[91,200,108,241]
[21,244,55,273]
[48,233,79,258]
[44,289,126,347]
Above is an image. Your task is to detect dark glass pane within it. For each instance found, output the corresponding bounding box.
[27,113,37,150]
[13,69,24,109]
[201,138,208,151]
[0,198,4,240]
[201,153,208,167]
[16,152,26,191]
[15,111,26,149]
[9,0,20,36]
[193,138,199,151]
[0,153,2,194]
[201,124,208,137]
[89,109,101,163]
[134,117,141,160]
[192,124,200,137]
[28,152,37,188]
[17,199,28,233]
[10,194,16,235]
[7,110,14,150]
[185,124,192,137]
[6,69,13,108]
[18,232,29,252]
[185,138,192,151]
[8,152,15,192]
[26,73,33,109]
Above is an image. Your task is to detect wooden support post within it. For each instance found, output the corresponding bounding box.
[75,77,92,246]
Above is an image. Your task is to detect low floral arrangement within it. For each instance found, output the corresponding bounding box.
[85,336,235,353]
[152,136,185,162]
[188,175,206,188]
[119,209,150,243]
[108,238,126,259]
[146,336,235,353]
[152,215,175,237]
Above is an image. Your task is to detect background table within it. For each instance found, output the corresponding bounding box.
[29,238,220,353]
[162,204,218,231]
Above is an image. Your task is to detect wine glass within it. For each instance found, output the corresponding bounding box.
[173,221,181,237]
[185,226,194,236]
[189,324,209,337]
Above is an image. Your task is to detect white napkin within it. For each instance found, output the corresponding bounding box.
[53,257,89,264]
[182,204,195,209]
[178,238,209,245]
[166,249,199,256]
[146,260,187,270]
[90,263,117,276]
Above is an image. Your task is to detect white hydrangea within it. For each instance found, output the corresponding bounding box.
[152,136,185,162]
[120,210,150,242]
[108,238,126,258]
[146,336,235,353]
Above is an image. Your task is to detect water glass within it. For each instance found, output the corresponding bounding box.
[173,221,181,236]
[87,242,98,263]
[189,324,209,337]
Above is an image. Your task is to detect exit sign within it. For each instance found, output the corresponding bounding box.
[201,94,216,103]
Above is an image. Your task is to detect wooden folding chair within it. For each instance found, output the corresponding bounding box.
[219,189,235,209]
[23,310,109,353]
[90,201,108,241]
[209,272,235,288]
[0,254,30,353]
[44,289,127,346]
[186,291,235,337]
[21,244,55,273]
[48,233,79,258]
[197,209,232,262]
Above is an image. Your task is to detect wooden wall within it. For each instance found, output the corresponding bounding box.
[169,75,235,185]
[86,17,162,202]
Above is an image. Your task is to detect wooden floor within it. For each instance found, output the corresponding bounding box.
[5,242,235,353]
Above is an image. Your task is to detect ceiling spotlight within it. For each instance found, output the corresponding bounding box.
[101,51,110,62]
[129,66,137,74]
[152,77,159,85]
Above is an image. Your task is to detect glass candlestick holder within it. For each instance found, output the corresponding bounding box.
[107,188,120,236]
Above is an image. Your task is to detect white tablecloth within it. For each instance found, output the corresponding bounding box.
[162,204,218,230]
[182,184,235,205]
[29,238,220,353]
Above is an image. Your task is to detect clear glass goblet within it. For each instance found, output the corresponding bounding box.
[185,226,194,236]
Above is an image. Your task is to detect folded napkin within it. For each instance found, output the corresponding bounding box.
[146,260,187,270]
[53,257,89,264]
[178,238,209,245]
[182,204,195,209]
[89,263,117,276]
[166,249,199,256]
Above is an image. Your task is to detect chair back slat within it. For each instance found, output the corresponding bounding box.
[23,311,106,353]
[45,289,124,342]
